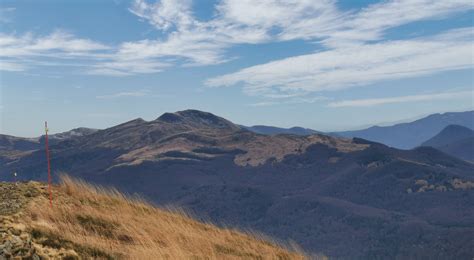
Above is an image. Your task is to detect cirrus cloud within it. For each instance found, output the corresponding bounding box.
[1,0,472,90]
[206,28,473,96]
[0,30,110,72]
[328,90,473,108]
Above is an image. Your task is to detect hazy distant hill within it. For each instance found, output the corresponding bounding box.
[0,135,39,151]
[242,125,320,135]
[1,110,473,259]
[0,127,98,152]
[422,125,474,147]
[335,111,474,149]
[422,125,474,162]
[41,127,98,144]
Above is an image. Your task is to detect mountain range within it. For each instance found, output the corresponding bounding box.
[1,109,473,259]
[334,111,474,149]
[242,125,320,136]
[243,111,473,152]
[0,127,97,152]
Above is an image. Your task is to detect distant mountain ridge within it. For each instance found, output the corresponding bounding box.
[0,127,98,152]
[1,109,473,259]
[422,125,474,162]
[44,127,98,142]
[242,125,320,136]
[334,111,474,149]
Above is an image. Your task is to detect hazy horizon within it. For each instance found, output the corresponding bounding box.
[2,108,473,138]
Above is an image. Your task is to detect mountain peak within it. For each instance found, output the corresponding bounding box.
[156,109,240,130]
[441,124,473,133]
[335,110,474,149]
[422,124,474,148]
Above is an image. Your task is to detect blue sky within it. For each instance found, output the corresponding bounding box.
[0,0,473,137]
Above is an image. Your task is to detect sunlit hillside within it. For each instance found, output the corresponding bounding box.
[0,177,313,259]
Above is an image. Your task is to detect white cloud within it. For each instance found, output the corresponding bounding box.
[248,96,330,107]
[0,31,109,72]
[115,0,349,72]
[215,0,343,41]
[248,101,278,107]
[0,31,109,57]
[96,90,150,99]
[120,0,340,69]
[0,60,26,71]
[120,0,473,73]
[88,58,169,76]
[86,113,121,118]
[129,0,194,31]
[351,0,472,32]
[203,0,473,99]
[88,68,132,77]
[0,7,15,23]
[1,0,472,81]
[328,90,473,108]
[319,0,473,47]
[206,28,473,96]
[118,0,270,70]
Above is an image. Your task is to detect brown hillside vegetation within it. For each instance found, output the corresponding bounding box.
[0,177,311,259]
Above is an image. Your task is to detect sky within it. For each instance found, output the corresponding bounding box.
[0,0,473,137]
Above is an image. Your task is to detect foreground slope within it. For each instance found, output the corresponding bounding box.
[2,109,474,259]
[0,178,306,259]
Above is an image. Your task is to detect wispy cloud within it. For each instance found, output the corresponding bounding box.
[0,60,26,71]
[0,7,15,23]
[204,0,473,99]
[1,0,472,82]
[0,30,110,72]
[96,90,151,99]
[88,58,169,76]
[121,0,472,78]
[85,113,121,118]
[0,30,109,56]
[319,0,473,47]
[206,28,473,96]
[328,90,473,108]
[249,96,330,107]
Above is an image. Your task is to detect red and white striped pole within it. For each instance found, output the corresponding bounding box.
[45,121,53,208]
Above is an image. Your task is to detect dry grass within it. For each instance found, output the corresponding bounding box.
[22,176,309,259]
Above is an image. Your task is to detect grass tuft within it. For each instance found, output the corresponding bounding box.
[20,175,308,259]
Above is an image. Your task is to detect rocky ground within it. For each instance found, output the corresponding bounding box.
[1,215,37,259]
[1,180,305,260]
[0,182,79,259]
[0,182,39,259]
